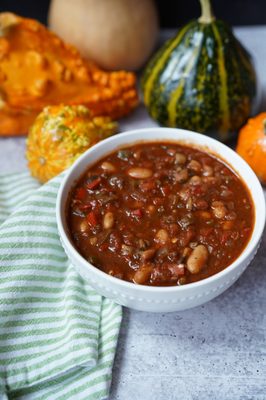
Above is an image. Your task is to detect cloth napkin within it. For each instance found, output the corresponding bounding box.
[0,172,122,400]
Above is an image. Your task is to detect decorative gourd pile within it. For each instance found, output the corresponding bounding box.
[141,0,257,142]
[0,12,138,136]
[26,105,118,183]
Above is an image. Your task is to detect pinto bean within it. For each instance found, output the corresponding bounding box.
[202,165,213,177]
[127,167,152,179]
[187,160,201,173]
[193,199,209,210]
[187,244,208,274]
[211,201,227,219]
[189,176,202,185]
[133,265,153,284]
[175,153,187,165]
[103,212,114,229]
[222,221,234,230]
[175,169,188,183]
[141,248,156,261]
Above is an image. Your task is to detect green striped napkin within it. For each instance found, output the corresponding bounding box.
[0,172,122,399]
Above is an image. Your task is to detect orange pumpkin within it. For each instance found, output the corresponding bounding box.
[236,112,266,184]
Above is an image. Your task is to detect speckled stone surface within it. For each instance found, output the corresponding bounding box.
[0,27,265,400]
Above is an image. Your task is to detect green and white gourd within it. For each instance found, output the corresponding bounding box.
[141,0,257,141]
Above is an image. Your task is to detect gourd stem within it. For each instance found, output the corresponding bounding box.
[198,0,215,24]
[263,119,266,135]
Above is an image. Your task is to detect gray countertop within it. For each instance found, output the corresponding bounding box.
[0,27,265,400]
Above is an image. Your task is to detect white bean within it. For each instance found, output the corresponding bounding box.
[155,229,169,244]
[187,245,208,274]
[79,220,88,233]
[101,161,116,173]
[127,167,152,179]
[103,212,114,229]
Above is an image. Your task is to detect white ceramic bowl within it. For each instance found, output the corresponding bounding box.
[56,128,265,312]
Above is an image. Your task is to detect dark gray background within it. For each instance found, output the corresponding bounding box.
[0,0,266,27]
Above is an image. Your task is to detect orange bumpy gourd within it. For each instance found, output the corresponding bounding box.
[0,13,138,136]
[236,112,266,185]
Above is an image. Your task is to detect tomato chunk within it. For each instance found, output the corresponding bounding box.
[87,211,98,227]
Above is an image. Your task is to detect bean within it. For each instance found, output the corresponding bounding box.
[193,199,208,210]
[178,276,187,285]
[175,153,187,165]
[89,237,97,245]
[133,149,142,159]
[121,244,133,255]
[101,161,116,172]
[79,220,88,233]
[133,265,153,284]
[203,176,218,185]
[175,169,188,183]
[155,229,169,244]
[141,248,156,261]
[189,176,202,185]
[147,204,156,215]
[202,165,213,177]
[221,189,233,198]
[196,211,212,220]
[187,160,201,173]
[103,212,114,229]
[186,197,193,211]
[187,245,208,274]
[127,167,152,179]
[182,247,192,258]
[225,211,237,221]
[222,221,234,230]
[211,201,227,219]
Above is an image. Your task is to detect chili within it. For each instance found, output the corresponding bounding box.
[67,142,254,286]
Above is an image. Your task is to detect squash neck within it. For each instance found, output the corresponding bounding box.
[198,0,215,24]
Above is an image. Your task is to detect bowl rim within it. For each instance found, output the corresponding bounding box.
[56,127,266,293]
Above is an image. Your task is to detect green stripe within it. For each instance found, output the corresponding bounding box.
[0,319,100,341]
[0,242,62,251]
[0,332,98,353]
[143,22,194,105]
[1,304,97,318]
[10,363,110,399]
[211,22,229,137]
[0,231,59,239]
[0,293,99,306]
[4,346,98,378]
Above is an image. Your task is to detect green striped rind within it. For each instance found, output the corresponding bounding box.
[141,19,257,141]
[0,172,122,399]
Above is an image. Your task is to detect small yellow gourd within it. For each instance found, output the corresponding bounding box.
[26,105,118,183]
